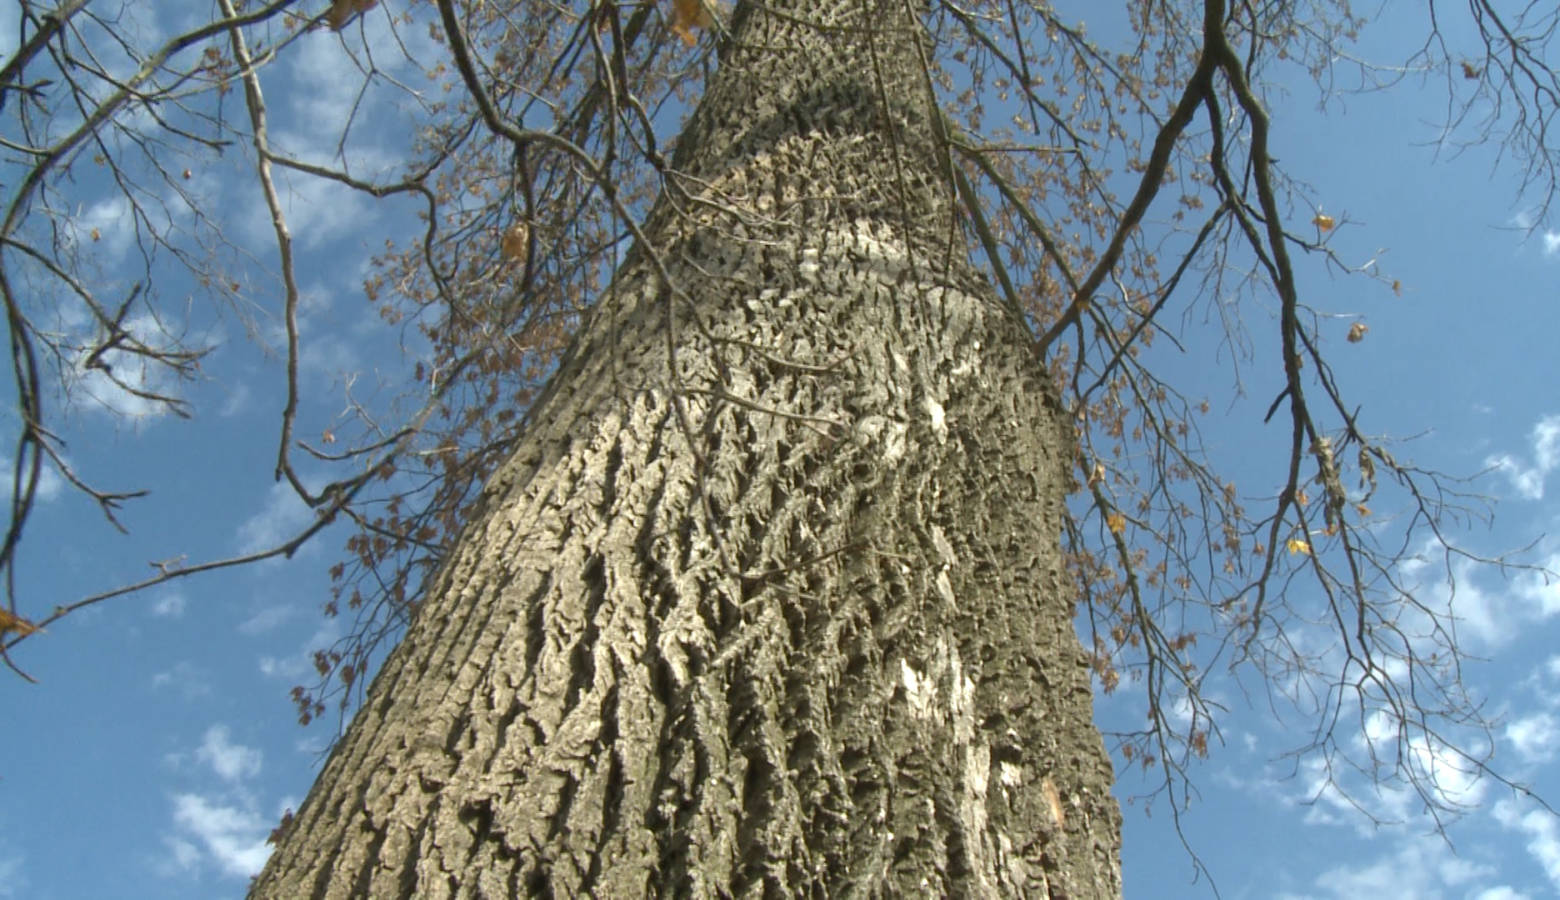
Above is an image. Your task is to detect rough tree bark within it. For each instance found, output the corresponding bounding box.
[253,1,1122,896]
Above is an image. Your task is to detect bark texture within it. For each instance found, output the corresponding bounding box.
[254,1,1122,896]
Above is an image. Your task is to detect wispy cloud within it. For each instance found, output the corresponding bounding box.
[1505,712,1559,764]
[1486,414,1560,500]
[1472,888,1534,900]
[238,603,297,636]
[168,793,271,878]
[69,311,214,421]
[1278,832,1498,899]
[258,617,342,682]
[1258,701,1490,836]
[235,480,314,555]
[195,725,263,782]
[162,725,272,880]
[150,660,213,700]
[0,840,24,899]
[1494,797,1560,891]
[1394,545,1555,650]
[72,196,137,263]
[0,454,64,505]
[159,835,201,876]
[150,590,187,618]
[1512,210,1560,255]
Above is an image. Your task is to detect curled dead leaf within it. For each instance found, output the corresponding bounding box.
[500,223,528,261]
[328,0,377,31]
[669,0,713,46]
[0,607,40,638]
[1312,213,1335,231]
[1347,321,1368,343]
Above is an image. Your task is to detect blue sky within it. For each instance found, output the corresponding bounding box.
[1,2,1557,898]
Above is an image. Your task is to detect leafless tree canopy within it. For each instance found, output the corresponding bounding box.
[4,0,1558,853]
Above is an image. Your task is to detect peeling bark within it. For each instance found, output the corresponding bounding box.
[254,1,1122,896]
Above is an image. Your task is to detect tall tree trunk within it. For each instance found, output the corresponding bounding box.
[254,1,1122,896]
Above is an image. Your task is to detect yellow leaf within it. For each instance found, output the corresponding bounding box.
[90,228,100,242]
[1295,489,1309,506]
[1391,279,1402,296]
[1347,321,1368,343]
[1286,537,1311,555]
[1106,512,1126,535]
[669,0,712,46]
[0,607,40,638]
[1312,213,1335,231]
[1355,503,1371,518]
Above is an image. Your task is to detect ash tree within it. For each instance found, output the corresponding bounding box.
[2,0,1557,895]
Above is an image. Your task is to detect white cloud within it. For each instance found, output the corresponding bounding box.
[1510,557,1560,621]
[161,724,277,881]
[235,480,314,554]
[1487,454,1546,500]
[195,725,262,782]
[150,660,213,699]
[68,311,211,421]
[240,164,375,254]
[1494,798,1560,891]
[259,618,343,682]
[239,603,297,635]
[160,835,201,875]
[1362,711,1486,813]
[151,590,187,618]
[1505,712,1560,764]
[1515,209,1560,256]
[1289,833,1496,899]
[0,454,65,505]
[74,195,137,263]
[0,842,24,899]
[169,793,272,878]
[1485,414,1560,500]
[1535,418,1560,471]
[1446,570,1508,648]
[1473,888,1533,900]
[219,380,252,418]
[1395,542,1560,651]
[1279,706,1488,834]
